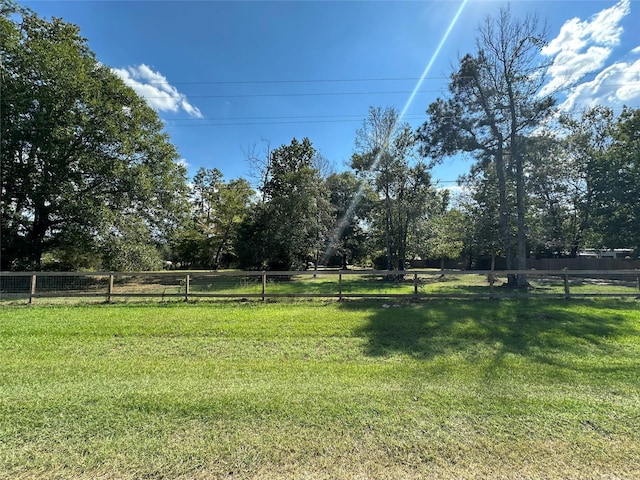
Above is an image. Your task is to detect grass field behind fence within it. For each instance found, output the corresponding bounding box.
[2,270,639,304]
[1,299,640,479]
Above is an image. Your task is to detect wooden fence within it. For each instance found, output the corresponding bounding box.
[1,269,639,304]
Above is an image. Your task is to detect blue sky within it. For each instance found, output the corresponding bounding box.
[22,0,640,188]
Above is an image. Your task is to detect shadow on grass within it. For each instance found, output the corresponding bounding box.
[340,298,639,362]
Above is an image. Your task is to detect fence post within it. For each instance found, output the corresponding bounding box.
[413,273,418,296]
[29,274,37,305]
[563,268,570,299]
[339,272,343,301]
[636,271,639,294]
[262,271,266,302]
[107,274,114,303]
[184,274,190,302]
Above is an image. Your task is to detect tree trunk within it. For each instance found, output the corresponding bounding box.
[514,146,528,287]
[494,145,517,286]
[507,67,528,288]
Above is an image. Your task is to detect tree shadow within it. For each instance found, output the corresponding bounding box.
[341,298,639,367]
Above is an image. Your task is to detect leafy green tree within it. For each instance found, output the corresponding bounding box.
[169,168,254,269]
[324,171,374,268]
[99,217,164,271]
[236,138,332,271]
[1,8,187,270]
[457,162,509,268]
[524,134,583,258]
[431,210,466,268]
[417,7,554,284]
[587,107,640,254]
[551,107,616,254]
[352,107,436,271]
[180,168,254,269]
[412,190,465,268]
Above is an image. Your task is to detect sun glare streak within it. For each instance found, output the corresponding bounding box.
[398,0,469,122]
[322,0,469,266]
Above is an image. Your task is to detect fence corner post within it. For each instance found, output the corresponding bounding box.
[339,271,343,301]
[29,274,37,305]
[262,271,266,302]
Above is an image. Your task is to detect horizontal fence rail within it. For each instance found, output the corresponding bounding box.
[1,269,639,304]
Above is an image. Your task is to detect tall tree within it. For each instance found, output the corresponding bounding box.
[417,7,555,285]
[587,107,640,254]
[1,8,187,270]
[553,106,615,254]
[236,138,332,271]
[171,168,254,269]
[324,171,373,269]
[414,191,466,269]
[352,107,435,271]
[457,162,509,268]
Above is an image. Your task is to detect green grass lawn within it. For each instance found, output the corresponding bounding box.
[1,299,639,479]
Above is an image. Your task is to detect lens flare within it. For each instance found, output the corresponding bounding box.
[322,0,469,266]
[399,0,469,122]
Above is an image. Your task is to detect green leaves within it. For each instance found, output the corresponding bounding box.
[587,108,640,253]
[172,168,254,269]
[236,138,332,271]
[417,8,555,274]
[1,10,187,270]
[352,107,438,271]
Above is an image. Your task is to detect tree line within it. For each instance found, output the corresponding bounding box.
[2,4,638,273]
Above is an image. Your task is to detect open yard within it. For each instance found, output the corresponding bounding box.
[1,299,639,479]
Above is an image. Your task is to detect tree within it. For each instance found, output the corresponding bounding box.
[236,138,332,271]
[352,107,436,271]
[552,107,615,254]
[417,7,555,285]
[456,161,507,268]
[175,168,253,269]
[170,168,254,269]
[324,171,374,268]
[587,107,640,254]
[413,190,465,269]
[1,8,188,270]
[524,133,586,258]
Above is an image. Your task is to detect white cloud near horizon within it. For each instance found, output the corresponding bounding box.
[112,64,203,118]
[541,0,630,98]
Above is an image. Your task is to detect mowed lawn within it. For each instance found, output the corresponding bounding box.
[1,299,639,479]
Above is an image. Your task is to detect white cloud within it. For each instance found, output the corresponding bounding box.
[541,0,630,97]
[558,55,640,111]
[112,64,203,118]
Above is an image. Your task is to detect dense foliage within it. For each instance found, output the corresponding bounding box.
[235,138,332,271]
[2,4,638,272]
[1,5,188,271]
